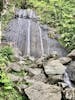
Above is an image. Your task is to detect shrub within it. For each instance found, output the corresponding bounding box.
[0,46,13,67]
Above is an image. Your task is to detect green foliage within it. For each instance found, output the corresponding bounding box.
[0,46,13,67]
[27,0,75,51]
[1,3,14,30]
[0,46,26,100]
[2,0,75,51]
[0,70,12,90]
[0,88,25,100]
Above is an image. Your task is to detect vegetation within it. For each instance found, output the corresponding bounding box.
[1,0,75,99]
[0,46,13,67]
[0,46,25,100]
[26,0,75,51]
[0,0,3,12]
[1,0,75,51]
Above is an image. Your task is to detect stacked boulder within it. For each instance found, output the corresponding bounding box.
[3,43,75,100]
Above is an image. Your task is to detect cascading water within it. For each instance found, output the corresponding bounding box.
[27,9,33,56]
[64,71,72,88]
[3,9,67,58]
[38,22,44,56]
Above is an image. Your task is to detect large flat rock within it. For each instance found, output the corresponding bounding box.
[25,82,61,100]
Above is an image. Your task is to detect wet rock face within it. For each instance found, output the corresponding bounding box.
[3,9,67,58]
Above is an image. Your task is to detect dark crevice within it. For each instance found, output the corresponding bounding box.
[23,89,30,100]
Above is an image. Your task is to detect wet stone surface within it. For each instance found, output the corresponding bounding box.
[3,9,67,58]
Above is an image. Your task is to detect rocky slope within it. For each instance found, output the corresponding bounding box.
[2,9,75,100]
[3,43,75,100]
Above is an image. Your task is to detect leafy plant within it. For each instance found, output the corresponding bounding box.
[27,0,75,51]
[0,70,12,90]
[0,46,13,67]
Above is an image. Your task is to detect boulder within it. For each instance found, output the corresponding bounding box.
[8,73,22,82]
[36,56,45,67]
[59,57,71,65]
[25,68,42,76]
[8,63,22,72]
[62,88,75,100]
[44,60,66,83]
[25,82,61,100]
[12,47,22,61]
[24,67,47,83]
[32,73,47,83]
[44,60,66,75]
[67,49,75,59]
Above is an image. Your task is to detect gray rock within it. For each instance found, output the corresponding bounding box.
[36,57,45,67]
[67,49,75,59]
[25,68,42,76]
[25,82,61,100]
[44,60,66,83]
[24,67,47,83]
[18,60,25,65]
[32,73,47,83]
[28,56,35,62]
[59,57,71,65]
[62,88,75,100]
[44,60,66,75]
[58,82,68,88]
[12,47,22,61]
[8,73,22,82]
[18,84,28,89]
[9,63,22,72]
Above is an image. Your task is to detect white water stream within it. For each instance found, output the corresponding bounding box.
[27,9,33,56]
[64,71,72,88]
[38,23,44,56]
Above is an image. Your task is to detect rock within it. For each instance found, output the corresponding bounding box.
[32,73,47,83]
[36,57,45,67]
[18,60,25,65]
[58,82,68,88]
[28,56,35,62]
[8,73,22,82]
[18,84,28,90]
[44,60,66,75]
[24,67,47,83]
[66,61,75,83]
[23,76,38,85]
[25,68,42,76]
[67,49,75,59]
[59,57,71,65]
[44,60,66,83]
[62,88,75,100]
[8,63,22,72]
[48,75,63,84]
[13,47,22,61]
[25,82,61,100]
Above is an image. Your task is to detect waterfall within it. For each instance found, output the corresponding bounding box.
[38,23,44,56]
[64,71,72,88]
[27,9,33,56]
